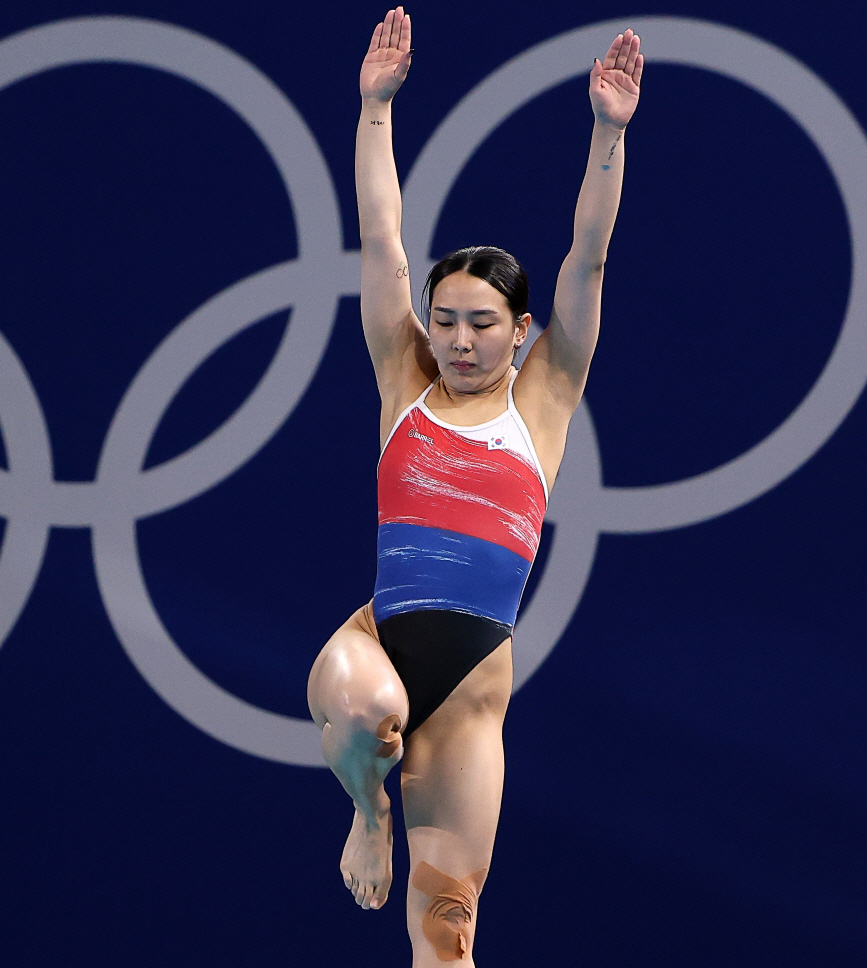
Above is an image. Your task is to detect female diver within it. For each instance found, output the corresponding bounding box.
[307,9,643,965]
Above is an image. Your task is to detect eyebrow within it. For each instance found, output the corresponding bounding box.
[432,307,498,316]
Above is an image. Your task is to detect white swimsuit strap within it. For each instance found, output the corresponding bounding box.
[379,383,436,459]
[508,369,550,502]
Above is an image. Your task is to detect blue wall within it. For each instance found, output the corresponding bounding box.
[0,1,864,965]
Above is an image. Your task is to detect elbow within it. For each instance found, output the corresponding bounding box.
[569,230,609,274]
[562,250,606,279]
[582,245,608,275]
[360,227,403,249]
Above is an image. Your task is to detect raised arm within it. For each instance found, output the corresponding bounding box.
[357,7,434,427]
[518,30,643,429]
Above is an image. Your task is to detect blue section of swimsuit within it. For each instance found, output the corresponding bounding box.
[373,521,532,627]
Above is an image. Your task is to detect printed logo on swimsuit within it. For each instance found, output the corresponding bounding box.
[409,428,434,445]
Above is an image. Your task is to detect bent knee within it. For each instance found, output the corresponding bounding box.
[340,704,404,740]
[311,655,407,736]
[309,624,406,725]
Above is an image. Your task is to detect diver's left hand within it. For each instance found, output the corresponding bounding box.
[590,29,643,128]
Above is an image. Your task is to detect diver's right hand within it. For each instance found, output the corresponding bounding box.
[361,6,413,102]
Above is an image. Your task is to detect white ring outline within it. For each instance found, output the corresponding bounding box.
[0,17,864,764]
[403,16,867,689]
[0,17,350,764]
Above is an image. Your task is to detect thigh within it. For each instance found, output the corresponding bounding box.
[307,601,409,731]
[400,636,512,852]
[399,640,512,965]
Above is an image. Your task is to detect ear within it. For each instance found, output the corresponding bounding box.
[513,313,531,346]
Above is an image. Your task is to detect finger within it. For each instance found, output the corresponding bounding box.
[589,56,603,89]
[394,48,413,84]
[368,21,384,55]
[398,11,412,52]
[388,7,402,49]
[624,33,640,76]
[614,28,633,71]
[382,8,396,49]
[633,52,644,88]
[602,33,623,71]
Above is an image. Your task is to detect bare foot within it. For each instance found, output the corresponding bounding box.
[340,803,393,910]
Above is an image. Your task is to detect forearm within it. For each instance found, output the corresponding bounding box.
[549,119,627,367]
[356,98,403,242]
[566,119,627,271]
[533,30,641,394]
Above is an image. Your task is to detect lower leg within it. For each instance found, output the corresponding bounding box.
[321,711,404,910]
[308,607,409,910]
[321,710,402,823]
[402,710,507,965]
[399,638,512,966]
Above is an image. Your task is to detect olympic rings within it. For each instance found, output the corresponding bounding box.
[0,16,865,764]
[403,16,867,688]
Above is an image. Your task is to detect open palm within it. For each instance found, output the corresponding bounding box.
[360,6,412,102]
[590,29,644,128]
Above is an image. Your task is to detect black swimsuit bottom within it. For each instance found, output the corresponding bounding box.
[376,609,512,738]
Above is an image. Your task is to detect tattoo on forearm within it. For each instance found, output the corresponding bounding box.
[370,119,384,125]
[395,263,408,279]
[601,132,623,170]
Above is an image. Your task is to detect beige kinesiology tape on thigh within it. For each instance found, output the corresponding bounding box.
[412,862,488,961]
[375,714,402,758]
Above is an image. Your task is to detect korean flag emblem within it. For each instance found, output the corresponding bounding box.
[488,433,509,451]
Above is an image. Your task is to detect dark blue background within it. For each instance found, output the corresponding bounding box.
[0,1,864,965]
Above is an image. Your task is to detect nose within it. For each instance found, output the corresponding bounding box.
[452,321,472,352]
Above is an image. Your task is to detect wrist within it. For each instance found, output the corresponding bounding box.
[593,116,627,134]
[361,96,394,113]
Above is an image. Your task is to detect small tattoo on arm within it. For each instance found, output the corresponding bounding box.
[395,263,409,279]
[370,119,384,125]
[600,133,622,171]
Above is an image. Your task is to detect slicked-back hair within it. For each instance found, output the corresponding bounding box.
[421,246,529,327]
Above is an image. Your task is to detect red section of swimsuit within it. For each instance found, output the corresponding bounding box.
[378,409,545,563]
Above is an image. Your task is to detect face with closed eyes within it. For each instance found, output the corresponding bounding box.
[428,271,528,391]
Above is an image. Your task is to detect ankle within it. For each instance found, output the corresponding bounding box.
[354,794,391,827]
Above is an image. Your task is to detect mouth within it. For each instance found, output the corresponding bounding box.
[450,361,476,372]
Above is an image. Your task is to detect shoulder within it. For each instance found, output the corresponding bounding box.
[370,318,438,441]
[377,347,438,447]
[512,334,587,490]
[513,327,586,425]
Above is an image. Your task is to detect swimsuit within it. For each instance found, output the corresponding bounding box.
[374,371,548,735]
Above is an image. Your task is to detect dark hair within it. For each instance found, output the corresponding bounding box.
[421,246,529,325]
